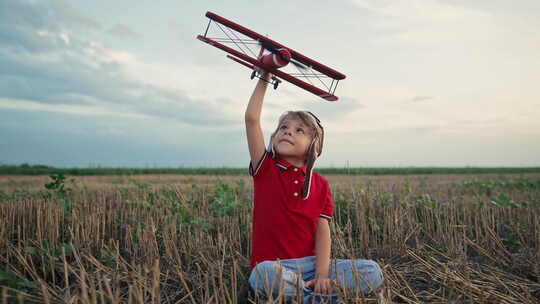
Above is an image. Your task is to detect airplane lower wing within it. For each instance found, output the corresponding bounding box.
[198,35,338,101]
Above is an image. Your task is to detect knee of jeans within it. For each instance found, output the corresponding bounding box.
[356,260,384,289]
[248,261,278,291]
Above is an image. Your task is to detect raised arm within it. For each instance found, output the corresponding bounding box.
[245,72,271,169]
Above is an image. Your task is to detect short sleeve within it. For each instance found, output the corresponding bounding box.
[248,151,271,177]
[319,181,334,220]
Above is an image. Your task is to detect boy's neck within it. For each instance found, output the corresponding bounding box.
[279,155,306,168]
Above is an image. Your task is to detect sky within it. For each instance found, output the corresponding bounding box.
[1,0,539,167]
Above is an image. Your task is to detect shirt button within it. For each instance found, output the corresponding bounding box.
[293,192,298,197]
[294,180,299,184]
[293,168,298,172]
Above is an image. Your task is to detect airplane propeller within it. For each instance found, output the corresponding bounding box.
[260,41,308,70]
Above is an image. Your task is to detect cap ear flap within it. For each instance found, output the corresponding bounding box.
[310,135,322,157]
[267,132,277,157]
[301,152,317,200]
[301,137,319,200]
[316,128,324,157]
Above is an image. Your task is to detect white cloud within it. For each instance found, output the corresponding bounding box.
[106,24,140,40]
[351,0,540,54]
[0,98,150,119]
[0,1,240,128]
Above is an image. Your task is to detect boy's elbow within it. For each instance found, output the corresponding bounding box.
[244,114,259,124]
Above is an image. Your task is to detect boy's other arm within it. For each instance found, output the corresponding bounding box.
[306,218,333,294]
[245,72,271,168]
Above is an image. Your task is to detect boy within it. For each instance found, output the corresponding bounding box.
[245,71,383,303]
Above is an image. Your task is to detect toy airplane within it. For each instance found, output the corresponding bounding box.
[197,11,346,101]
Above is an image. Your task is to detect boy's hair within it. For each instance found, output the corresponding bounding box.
[268,111,324,199]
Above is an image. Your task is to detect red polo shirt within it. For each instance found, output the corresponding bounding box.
[249,151,334,268]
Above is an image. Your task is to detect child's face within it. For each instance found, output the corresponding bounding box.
[273,118,312,160]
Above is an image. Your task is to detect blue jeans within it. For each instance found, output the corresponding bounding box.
[248,256,384,304]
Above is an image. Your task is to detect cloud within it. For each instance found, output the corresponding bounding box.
[0,98,150,120]
[300,97,365,121]
[350,0,540,58]
[106,24,141,40]
[0,2,61,52]
[0,108,248,167]
[409,96,434,103]
[51,0,101,30]
[0,0,236,127]
[349,0,501,51]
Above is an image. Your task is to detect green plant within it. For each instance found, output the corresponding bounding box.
[44,173,75,213]
[99,248,117,268]
[210,183,241,217]
[490,193,518,208]
[0,189,8,200]
[25,242,75,259]
[413,194,440,229]
[0,268,37,293]
[128,178,151,190]
[403,179,413,195]
[502,235,521,250]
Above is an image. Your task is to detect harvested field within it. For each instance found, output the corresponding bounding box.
[1,173,539,303]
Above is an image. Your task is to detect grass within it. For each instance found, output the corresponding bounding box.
[2,164,540,176]
[0,173,539,303]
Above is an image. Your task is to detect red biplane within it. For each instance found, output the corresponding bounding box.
[196,11,346,101]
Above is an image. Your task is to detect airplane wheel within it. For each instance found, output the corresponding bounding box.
[250,70,257,79]
[273,81,279,90]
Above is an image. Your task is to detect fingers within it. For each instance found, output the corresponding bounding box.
[307,279,336,294]
[313,279,333,294]
[322,281,332,294]
[254,67,272,80]
[261,71,272,81]
[315,283,323,294]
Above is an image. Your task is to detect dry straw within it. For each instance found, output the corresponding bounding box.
[0,173,539,303]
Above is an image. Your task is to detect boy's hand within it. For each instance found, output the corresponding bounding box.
[306,277,334,294]
[255,67,272,82]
